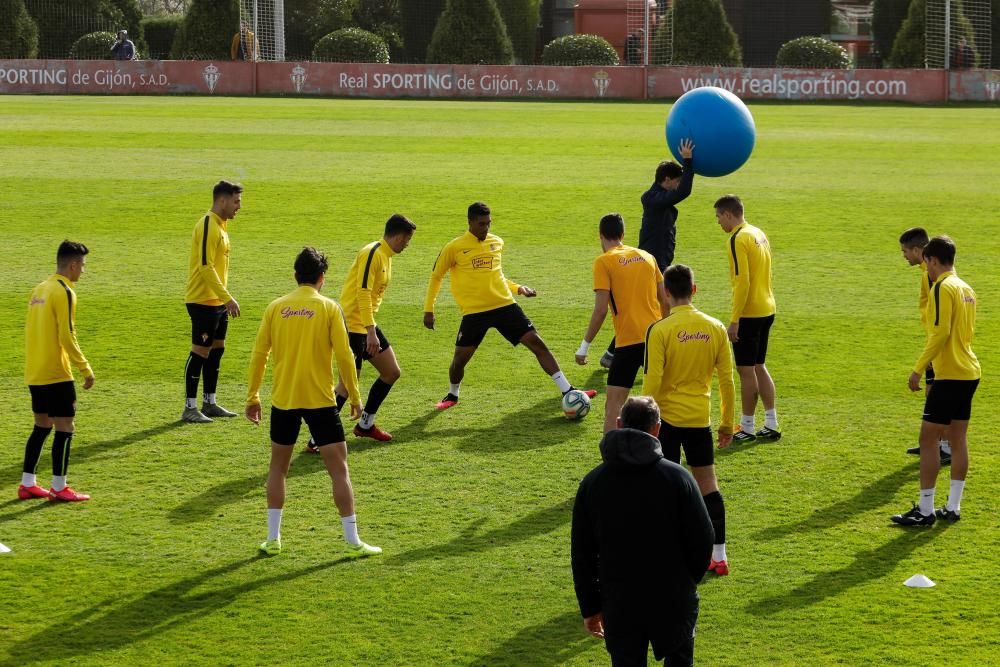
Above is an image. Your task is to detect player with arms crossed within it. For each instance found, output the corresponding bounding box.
[19,241,95,502]
[424,202,595,410]
[247,247,380,557]
[643,264,736,575]
[576,213,668,433]
[892,236,979,526]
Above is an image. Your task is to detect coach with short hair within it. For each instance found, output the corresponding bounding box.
[571,396,714,666]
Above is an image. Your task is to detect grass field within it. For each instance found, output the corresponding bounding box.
[0,95,998,666]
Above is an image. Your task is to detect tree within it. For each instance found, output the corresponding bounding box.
[354,0,404,62]
[25,0,125,58]
[670,0,741,66]
[109,0,147,55]
[399,0,445,62]
[872,0,913,64]
[284,0,356,60]
[0,0,39,58]
[890,0,926,65]
[170,0,239,59]
[495,0,539,64]
[137,0,190,15]
[427,0,513,64]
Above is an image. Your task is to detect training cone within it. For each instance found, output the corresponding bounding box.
[903,574,935,588]
[0,543,11,554]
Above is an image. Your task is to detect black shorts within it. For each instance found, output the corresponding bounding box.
[456,303,534,348]
[28,381,77,418]
[187,303,229,346]
[658,421,714,468]
[348,327,391,372]
[732,314,775,367]
[922,379,979,425]
[607,343,645,389]
[925,364,935,385]
[270,405,346,447]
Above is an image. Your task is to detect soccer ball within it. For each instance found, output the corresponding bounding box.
[562,389,591,420]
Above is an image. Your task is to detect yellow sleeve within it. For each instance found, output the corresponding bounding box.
[730,236,751,323]
[331,302,362,405]
[423,243,454,313]
[246,305,272,406]
[914,282,952,375]
[356,250,381,329]
[56,287,93,378]
[640,324,665,400]
[715,329,735,433]
[504,275,521,296]
[196,224,233,303]
[593,256,610,292]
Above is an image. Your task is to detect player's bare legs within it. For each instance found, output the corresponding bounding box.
[604,386,629,433]
[754,364,775,411]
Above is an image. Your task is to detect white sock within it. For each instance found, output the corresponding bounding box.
[448,383,461,397]
[21,473,37,487]
[359,411,375,429]
[342,514,360,546]
[919,488,935,516]
[740,415,755,433]
[204,393,217,405]
[939,439,952,455]
[185,397,197,409]
[712,543,727,562]
[764,409,778,430]
[551,371,572,394]
[947,480,965,512]
[51,475,67,492]
[267,508,282,541]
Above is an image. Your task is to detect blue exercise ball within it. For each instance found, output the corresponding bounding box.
[665,87,756,178]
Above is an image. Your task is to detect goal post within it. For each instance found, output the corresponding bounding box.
[926,0,992,69]
[239,0,286,61]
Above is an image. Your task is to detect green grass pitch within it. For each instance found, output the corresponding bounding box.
[0,95,998,665]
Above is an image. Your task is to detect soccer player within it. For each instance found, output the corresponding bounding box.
[576,213,668,433]
[306,214,416,450]
[246,247,380,556]
[182,180,243,423]
[423,202,595,410]
[899,227,952,465]
[643,264,735,575]
[19,241,94,502]
[600,139,694,369]
[892,236,979,527]
[714,195,780,444]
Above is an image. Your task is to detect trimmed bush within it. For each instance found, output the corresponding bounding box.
[0,0,39,58]
[25,0,125,58]
[670,0,741,66]
[400,0,445,62]
[312,26,389,62]
[889,0,925,66]
[142,15,181,59]
[651,13,673,65]
[776,36,850,68]
[496,0,539,64]
[427,0,513,64]
[872,0,912,64]
[541,34,618,66]
[354,0,404,63]
[285,0,356,60]
[170,0,239,59]
[69,30,116,59]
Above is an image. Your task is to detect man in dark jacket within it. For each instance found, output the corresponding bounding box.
[572,395,714,666]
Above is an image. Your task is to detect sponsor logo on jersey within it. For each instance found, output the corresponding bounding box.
[281,307,316,319]
[677,330,711,343]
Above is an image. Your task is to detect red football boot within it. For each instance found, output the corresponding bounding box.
[354,424,393,442]
[49,487,90,502]
[17,484,52,500]
[707,559,730,576]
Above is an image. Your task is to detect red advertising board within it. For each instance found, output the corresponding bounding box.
[950,69,1000,102]
[0,60,252,95]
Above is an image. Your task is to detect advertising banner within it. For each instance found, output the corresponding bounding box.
[950,69,1000,102]
[0,60,252,95]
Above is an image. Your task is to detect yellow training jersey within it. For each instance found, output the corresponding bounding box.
[918,262,932,333]
[424,231,521,316]
[726,222,775,323]
[642,304,735,432]
[340,240,396,334]
[185,211,232,306]
[592,245,663,347]
[24,275,93,386]
[247,286,361,410]
[914,271,980,381]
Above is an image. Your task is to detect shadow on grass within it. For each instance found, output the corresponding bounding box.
[0,555,353,665]
[746,525,950,617]
[752,462,919,541]
[455,396,585,455]
[0,499,58,525]
[387,497,573,566]
[467,611,596,667]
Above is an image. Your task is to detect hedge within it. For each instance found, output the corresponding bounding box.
[141,15,181,59]
[170,0,239,60]
[872,0,912,64]
[69,30,116,59]
[427,0,513,64]
[313,26,389,62]
[354,0,404,63]
[25,0,124,58]
[285,0,356,60]
[541,34,618,66]
[670,0,741,66]
[400,0,445,62]
[495,0,539,64]
[0,0,38,59]
[776,36,850,68]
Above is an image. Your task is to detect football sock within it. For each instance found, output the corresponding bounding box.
[342,514,360,545]
[22,425,52,477]
[764,409,778,430]
[185,352,206,403]
[51,475,67,492]
[740,415,755,433]
[267,508,282,541]
[703,491,726,545]
[359,411,375,430]
[335,393,347,411]
[712,543,727,563]
[449,383,461,397]
[939,439,952,455]
[202,347,224,396]
[362,378,393,423]
[185,398,197,410]
[947,480,965,512]
[919,488,935,516]
[51,431,73,478]
[21,472,37,487]
[551,371,572,394]
[204,393,217,405]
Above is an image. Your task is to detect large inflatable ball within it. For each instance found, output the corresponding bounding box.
[665,87,756,177]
